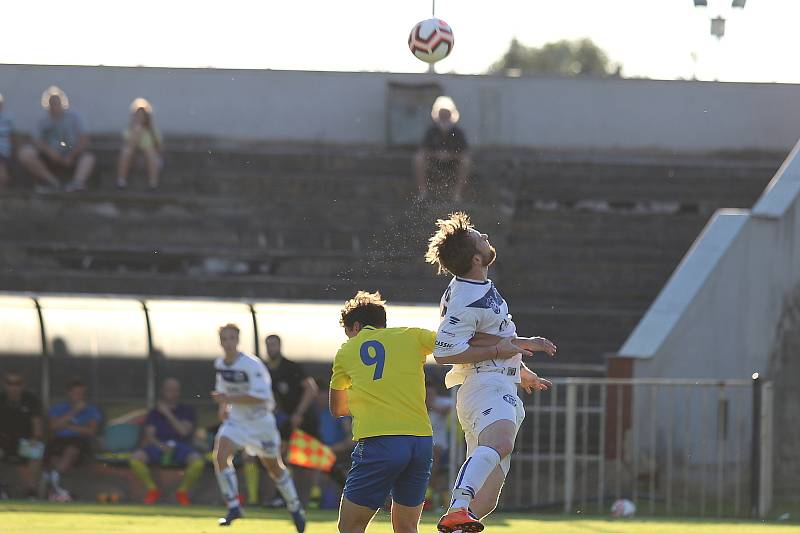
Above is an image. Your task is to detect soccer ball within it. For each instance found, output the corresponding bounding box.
[611,498,636,518]
[408,18,454,64]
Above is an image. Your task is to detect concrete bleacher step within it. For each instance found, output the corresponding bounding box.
[513,159,776,207]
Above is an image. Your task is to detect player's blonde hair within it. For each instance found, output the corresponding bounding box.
[425,212,478,277]
[339,291,387,329]
[218,323,240,336]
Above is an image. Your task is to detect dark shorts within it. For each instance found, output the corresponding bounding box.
[343,435,433,510]
[142,441,197,466]
[0,434,26,464]
[46,435,94,465]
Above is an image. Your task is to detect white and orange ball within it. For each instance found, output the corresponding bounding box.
[408,18,454,64]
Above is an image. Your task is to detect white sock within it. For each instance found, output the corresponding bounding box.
[50,470,61,489]
[449,446,502,510]
[274,470,301,513]
[216,466,240,509]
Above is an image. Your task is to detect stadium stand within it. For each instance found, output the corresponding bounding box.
[0,139,781,367]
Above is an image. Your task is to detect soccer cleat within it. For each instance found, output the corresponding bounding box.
[290,508,306,533]
[143,488,160,504]
[437,508,484,533]
[175,490,190,506]
[218,506,243,526]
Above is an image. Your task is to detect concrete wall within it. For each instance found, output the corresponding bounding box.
[617,139,800,481]
[621,139,800,379]
[2,64,800,151]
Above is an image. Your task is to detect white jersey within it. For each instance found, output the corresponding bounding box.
[434,276,520,388]
[214,352,275,422]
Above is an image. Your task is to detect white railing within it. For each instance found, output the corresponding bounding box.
[447,377,774,518]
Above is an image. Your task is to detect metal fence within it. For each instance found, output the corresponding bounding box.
[448,377,774,518]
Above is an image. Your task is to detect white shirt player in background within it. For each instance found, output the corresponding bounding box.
[425,212,556,533]
[212,323,306,531]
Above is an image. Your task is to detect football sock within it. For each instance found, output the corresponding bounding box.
[449,446,502,511]
[129,459,157,490]
[273,470,301,513]
[244,461,260,505]
[216,466,240,509]
[49,470,62,490]
[178,458,205,492]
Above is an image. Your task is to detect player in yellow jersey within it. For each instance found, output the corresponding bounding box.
[329,291,521,533]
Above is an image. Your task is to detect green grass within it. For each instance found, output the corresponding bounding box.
[1,502,798,533]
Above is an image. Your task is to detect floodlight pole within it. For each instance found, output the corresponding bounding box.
[429,0,436,73]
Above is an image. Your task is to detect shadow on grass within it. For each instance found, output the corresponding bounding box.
[2,501,796,527]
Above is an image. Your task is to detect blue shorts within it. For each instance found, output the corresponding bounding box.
[142,441,196,466]
[343,435,433,510]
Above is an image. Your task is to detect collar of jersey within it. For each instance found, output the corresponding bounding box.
[223,352,243,366]
[361,326,377,331]
[455,276,489,286]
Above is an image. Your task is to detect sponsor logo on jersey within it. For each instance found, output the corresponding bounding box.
[218,369,250,383]
[466,286,505,315]
[435,340,455,349]
[502,394,517,407]
[440,329,456,337]
[448,316,461,325]
[481,408,493,416]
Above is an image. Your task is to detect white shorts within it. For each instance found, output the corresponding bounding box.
[217,414,281,458]
[456,373,525,475]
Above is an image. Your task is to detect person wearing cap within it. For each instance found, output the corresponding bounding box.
[18,86,95,192]
[413,96,471,202]
[116,97,164,189]
[0,93,14,191]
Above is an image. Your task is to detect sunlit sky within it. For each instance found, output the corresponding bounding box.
[2,0,799,83]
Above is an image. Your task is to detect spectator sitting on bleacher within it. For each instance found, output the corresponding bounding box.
[0,93,15,192]
[0,371,45,499]
[116,98,163,190]
[413,95,471,202]
[44,378,102,501]
[18,86,95,193]
[128,378,204,506]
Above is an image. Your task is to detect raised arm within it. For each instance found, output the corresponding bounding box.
[433,337,529,365]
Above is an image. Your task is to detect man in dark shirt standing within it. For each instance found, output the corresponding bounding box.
[128,378,203,505]
[264,334,319,506]
[0,371,44,498]
[413,96,471,202]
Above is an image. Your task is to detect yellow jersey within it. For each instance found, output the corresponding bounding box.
[330,326,435,440]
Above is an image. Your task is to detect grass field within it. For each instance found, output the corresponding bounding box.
[1,502,798,533]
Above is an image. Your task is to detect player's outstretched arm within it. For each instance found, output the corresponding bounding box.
[520,364,553,394]
[513,336,557,357]
[434,336,531,365]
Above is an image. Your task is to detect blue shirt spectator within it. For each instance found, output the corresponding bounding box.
[37,109,85,158]
[145,403,195,444]
[48,400,102,438]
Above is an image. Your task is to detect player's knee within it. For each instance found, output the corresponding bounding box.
[130,449,147,462]
[18,144,37,162]
[494,438,514,458]
[337,518,366,533]
[212,447,229,470]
